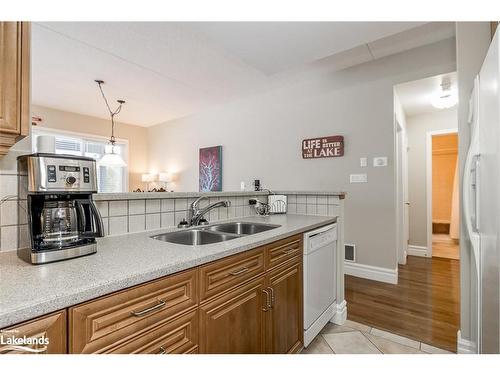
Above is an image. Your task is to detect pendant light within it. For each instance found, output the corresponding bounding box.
[95,80,127,167]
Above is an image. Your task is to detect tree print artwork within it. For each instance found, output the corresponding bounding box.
[199,146,222,192]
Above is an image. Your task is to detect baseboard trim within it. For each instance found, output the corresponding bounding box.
[344,261,398,284]
[330,300,347,325]
[457,330,477,354]
[407,245,428,257]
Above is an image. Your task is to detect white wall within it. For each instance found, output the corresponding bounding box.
[406,108,458,248]
[147,38,456,271]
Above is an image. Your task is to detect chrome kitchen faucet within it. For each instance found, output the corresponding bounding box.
[187,195,231,226]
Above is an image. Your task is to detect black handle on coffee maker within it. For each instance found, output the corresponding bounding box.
[75,199,105,238]
[89,200,105,237]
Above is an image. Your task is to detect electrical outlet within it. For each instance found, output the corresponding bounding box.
[350,174,367,183]
[360,157,367,167]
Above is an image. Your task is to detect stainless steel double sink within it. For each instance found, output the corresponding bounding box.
[151,222,281,246]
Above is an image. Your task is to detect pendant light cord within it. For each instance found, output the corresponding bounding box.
[95,80,125,146]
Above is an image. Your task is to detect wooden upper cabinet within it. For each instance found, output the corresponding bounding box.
[0,22,30,156]
[265,257,303,354]
[0,310,67,354]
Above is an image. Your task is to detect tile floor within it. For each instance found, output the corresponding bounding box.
[301,320,453,354]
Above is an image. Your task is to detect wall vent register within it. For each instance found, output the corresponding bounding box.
[345,244,356,262]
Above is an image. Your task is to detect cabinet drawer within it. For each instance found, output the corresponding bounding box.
[199,248,265,302]
[0,310,66,354]
[70,269,197,353]
[265,235,303,270]
[106,310,198,354]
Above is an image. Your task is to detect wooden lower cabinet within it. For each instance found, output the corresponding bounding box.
[198,255,304,354]
[265,257,303,354]
[198,276,267,354]
[1,234,305,354]
[69,269,198,353]
[0,310,66,354]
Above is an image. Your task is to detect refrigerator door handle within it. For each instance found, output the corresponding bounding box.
[473,155,480,233]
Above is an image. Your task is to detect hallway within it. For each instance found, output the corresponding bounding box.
[345,256,460,352]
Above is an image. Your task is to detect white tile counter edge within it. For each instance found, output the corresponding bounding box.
[93,190,346,201]
[0,214,337,328]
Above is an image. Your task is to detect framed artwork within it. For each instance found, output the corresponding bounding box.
[199,145,222,192]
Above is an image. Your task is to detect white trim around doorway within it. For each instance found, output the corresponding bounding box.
[425,128,458,258]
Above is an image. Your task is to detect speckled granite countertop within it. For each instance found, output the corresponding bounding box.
[0,214,336,328]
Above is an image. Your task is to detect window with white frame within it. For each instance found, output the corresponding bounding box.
[31,128,129,193]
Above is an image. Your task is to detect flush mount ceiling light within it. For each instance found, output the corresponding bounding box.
[431,79,458,109]
[95,80,127,167]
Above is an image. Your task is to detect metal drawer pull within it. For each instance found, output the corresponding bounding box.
[281,248,296,255]
[262,289,270,311]
[131,299,166,317]
[158,346,167,354]
[268,287,275,307]
[0,345,48,354]
[229,267,249,276]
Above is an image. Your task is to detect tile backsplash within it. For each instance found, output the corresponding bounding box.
[0,161,343,250]
[97,196,264,236]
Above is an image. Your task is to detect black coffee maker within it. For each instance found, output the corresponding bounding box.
[17,154,104,264]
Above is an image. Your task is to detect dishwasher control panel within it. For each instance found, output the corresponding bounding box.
[305,223,337,253]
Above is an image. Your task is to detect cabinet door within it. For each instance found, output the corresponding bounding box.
[0,310,67,354]
[266,257,303,354]
[0,22,30,155]
[199,276,266,354]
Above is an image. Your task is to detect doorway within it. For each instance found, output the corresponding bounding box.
[427,130,460,259]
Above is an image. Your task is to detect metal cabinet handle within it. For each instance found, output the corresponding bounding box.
[0,345,48,354]
[262,289,270,311]
[158,346,167,354]
[268,287,275,307]
[281,248,296,255]
[229,267,249,276]
[131,299,166,317]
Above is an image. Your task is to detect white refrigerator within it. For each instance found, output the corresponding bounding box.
[464,28,500,354]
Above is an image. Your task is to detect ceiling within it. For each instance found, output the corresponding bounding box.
[395,72,458,117]
[31,22,456,127]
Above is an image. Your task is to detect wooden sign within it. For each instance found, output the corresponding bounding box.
[302,135,344,159]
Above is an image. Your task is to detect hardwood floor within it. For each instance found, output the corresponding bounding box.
[433,234,459,260]
[345,256,460,352]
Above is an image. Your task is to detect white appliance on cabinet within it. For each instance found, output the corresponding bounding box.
[303,223,337,347]
[464,29,500,354]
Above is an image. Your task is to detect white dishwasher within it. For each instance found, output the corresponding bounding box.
[303,223,337,347]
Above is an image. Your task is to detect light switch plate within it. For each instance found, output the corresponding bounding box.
[373,157,388,167]
[360,157,367,167]
[350,174,367,183]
